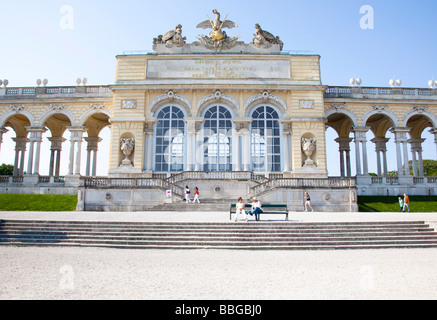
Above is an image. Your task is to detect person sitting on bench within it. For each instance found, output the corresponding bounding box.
[234,197,248,222]
[251,197,263,221]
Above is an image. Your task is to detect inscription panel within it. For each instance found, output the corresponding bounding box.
[146,59,291,80]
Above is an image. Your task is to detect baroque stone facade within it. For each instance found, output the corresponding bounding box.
[0,10,436,211]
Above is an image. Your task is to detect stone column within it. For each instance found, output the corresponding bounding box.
[242,129,250,171]
[12,137,29,176]
[409,138,425,177]
[184,117,204,172]
[0,127,8,155]
[144,132,153,172]
[143,118,157,173]
[48,137,66,177]
[84,137,102,176]
[430,128,437,160]
[232,117,252,172]
[352,127,369,176]
[25,127,47,175]
[371,137,389,176]
[67,127,86,176]
[402,141,410,176]
[233,130,241,171]
[280,120,293,173]
[335,137,353,177]
[390,127,411,176]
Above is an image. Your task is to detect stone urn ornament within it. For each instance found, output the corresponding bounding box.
[120,138,135,167]
[302,138,317,167]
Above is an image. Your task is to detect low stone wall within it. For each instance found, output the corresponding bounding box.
[77,180,358,212]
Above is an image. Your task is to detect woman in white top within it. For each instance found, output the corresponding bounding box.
[185,186,191,203]
[235,197,248,222]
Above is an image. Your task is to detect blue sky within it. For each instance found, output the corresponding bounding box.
[1,0,436,87]
[0,0,436,175]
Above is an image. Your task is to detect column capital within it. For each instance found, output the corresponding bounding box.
[25,126,47,141]
[408,138,425,152]
[279,118,293,134]
[12,137,29,149]
[85,137,103,150]
[232,117,252,130]
[352,126,369,141]
[389,127,411,142]
[143,117,157,135]
[67,126,86,141]
[370,137,390,151]
[335,137,353,151]
[184,117,204,134]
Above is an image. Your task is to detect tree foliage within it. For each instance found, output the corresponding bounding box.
[0,163,13,176]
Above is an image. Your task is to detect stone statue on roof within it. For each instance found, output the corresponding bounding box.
[153,24,187,48]
[252,24,283,51]
[196,9,241,51]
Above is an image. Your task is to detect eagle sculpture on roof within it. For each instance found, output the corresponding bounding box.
[196,9,238,41]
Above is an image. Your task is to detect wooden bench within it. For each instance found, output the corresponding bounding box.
[230,204,289,221]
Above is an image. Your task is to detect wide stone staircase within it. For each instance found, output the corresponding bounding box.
[1,220,437,250]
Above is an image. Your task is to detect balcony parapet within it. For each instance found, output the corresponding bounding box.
[0,86,112,100]
[325,86,437,100]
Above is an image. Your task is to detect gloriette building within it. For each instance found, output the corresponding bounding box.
[0,10,436,211]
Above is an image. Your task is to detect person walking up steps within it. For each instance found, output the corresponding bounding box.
[193,187,200,204]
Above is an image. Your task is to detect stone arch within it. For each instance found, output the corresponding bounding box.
[362,106,398,127]
[244,91,287,116]
[0,107,35,128]
[403,107,437,138]
[362,106,398,137]
[38,106,75,127]
[79,107,112,137]
[150,91,192,117]
[197,91,239,117]
[325,106,358,138]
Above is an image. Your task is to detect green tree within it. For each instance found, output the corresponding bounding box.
[408,160,437,176]
[0,164,14,176]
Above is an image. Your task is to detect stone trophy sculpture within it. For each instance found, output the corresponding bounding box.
[153,24,187,48]
[251,24,283,51]
[196,9,240,51]
[302,138,317,168]
[120,138,135,167]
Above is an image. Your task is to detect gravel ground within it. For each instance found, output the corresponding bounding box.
[1,211,437,300]
[0,246,436,300]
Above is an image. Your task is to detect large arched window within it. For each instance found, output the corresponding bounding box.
[203,105,233,171]
[154,106,185,172]
[250,105,281,172]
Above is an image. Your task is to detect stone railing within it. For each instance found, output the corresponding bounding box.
[0,175,66,185]
[0,86,111,99]
[83,177,184,197]
[370,176,437,185]
[165,171,265,184]
[325,86,437,98]
[0,176,24,184]
[250,177,356,195]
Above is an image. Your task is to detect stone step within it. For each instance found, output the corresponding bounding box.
[0,220,436,250]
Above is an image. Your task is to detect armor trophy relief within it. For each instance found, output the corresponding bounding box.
[153,9,283,54]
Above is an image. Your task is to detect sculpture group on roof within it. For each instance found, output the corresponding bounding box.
[153,9,283,52]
